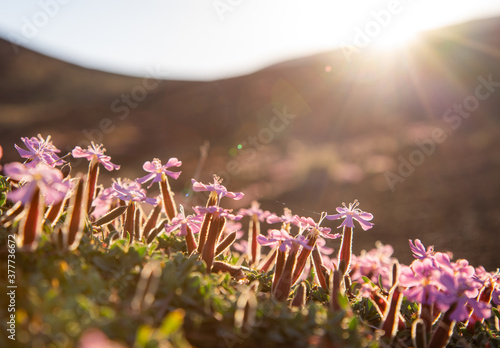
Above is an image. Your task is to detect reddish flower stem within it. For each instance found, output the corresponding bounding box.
[311,246,328,290]
[196,192,217,253]
[85,157,99,213]
[44,195,66,226]
[160,174,177,222]
[185,225,198,254]
[20,186,42,249]
[249,215,260,266]
[429,303,457,348]
[291,229,318,285]
[338,226,352,276]
[66,175,87,249]
[467,283,494,332]
[381,286,403,340]
[330,269,342,311]
[258,247,277,273]
[215,231,237,257]
[201,216,226,271]
[123,201,136,242]
[141,204,162,240]
[274,245,299,302]
[272,246,286,295]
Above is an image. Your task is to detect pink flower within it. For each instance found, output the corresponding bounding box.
[233,239,248,254]
[72,142,120,171]
[326,200,374,231]
[193,206,243,221]
[191,176,244,200]
[292,215,339,239]
[316,238,336,270]
[223,221,243,236]
[4,162,69,204]
[266,207,294,225]
[15,134,65,167]
[91,187,117,219]
[350,242,396,290]
[257,229,312,252]
[165,208,203,236]
[238,201,271,221]
[436,271,490,322]
[409,239,434,260]
[111,179,157,205]
[136,158,182,188]
[399,259,442,305]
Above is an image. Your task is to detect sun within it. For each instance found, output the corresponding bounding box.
[371,22,421,50]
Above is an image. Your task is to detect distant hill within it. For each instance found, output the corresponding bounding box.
[1,17,500,269]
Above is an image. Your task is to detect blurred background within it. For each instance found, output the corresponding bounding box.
[0,1,499,270]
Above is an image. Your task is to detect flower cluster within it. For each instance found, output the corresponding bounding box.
[400,239,494,322]
[2,135,499,347]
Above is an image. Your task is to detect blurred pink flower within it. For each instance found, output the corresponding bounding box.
[257,228,312,252]
[292,215,339,239]
[15,134,65,167]
[111,179,157,205]
[165,208,203,236]
[232,239,248,254]
[326,200,374,231]
[266,207,294,225]
[137,157,182,188]
[350,242,396,290]
[4,162,69,204]
[78,329,126,348]
[194,205,243,221]
[91,186,117,219]
[399,258,442,305]
[409,239,434,260]
[72,142,120,171]
[223,220,243,237]
[191,176,244,200]
[238,200,271,221]
[436,270,489,322]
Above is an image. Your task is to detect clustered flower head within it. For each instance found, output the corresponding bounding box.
[15,134,66,167]
[350,242,397,290]
[4,135,500,347]
[400,239,494,322]
[72,142,120,171]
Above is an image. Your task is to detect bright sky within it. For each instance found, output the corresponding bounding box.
[0,0,499,80]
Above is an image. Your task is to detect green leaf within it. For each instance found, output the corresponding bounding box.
[0,192,6,207]
[159,309,185,336]
[134,245,148,258]
[493,307,500,319]
[136,325,154,346]
[110,238,127,250]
